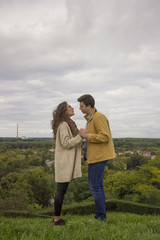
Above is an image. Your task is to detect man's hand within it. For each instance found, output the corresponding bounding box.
[79,128,88,139]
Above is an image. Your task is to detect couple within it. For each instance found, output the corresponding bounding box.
[51,94,115,226]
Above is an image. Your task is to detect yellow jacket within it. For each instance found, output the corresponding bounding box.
[85,108,115,164]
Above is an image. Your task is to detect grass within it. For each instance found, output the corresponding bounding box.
[0,212,160,240]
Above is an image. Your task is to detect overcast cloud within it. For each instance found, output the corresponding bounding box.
[0,0,160,138]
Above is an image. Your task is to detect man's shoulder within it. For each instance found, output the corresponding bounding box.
[94,111,107,119]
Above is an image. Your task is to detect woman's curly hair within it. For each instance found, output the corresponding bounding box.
[51,101,79,140]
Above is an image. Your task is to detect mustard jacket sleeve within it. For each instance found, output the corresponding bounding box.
[59,122,82,149]
[87,114,110,143]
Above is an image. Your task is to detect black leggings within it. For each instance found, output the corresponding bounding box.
[54,182,69,216]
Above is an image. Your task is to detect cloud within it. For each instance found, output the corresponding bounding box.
[0,0,160,138]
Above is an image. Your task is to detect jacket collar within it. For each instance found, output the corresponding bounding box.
[84,108,97,122]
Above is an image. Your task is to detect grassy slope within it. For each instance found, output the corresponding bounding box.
[1,212,160,240]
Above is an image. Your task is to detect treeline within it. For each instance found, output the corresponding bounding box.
[0,138,53,152]
[0,137,159,157]
[113,138,160,151]
[0,137,160,150]
[0,138,160,214]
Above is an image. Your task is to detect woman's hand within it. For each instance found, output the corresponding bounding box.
[79,128,88,139]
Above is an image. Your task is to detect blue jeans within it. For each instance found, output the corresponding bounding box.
[88,160,109,221]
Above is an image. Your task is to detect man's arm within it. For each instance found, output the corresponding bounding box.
[80,115,110,143]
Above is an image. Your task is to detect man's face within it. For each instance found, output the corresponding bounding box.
[79,102,90,114]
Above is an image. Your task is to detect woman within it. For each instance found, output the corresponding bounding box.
[51,102,82,226]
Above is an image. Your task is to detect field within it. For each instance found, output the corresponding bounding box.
[1,212,160,240]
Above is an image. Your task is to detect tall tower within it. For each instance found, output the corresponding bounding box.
[16,124,18,139]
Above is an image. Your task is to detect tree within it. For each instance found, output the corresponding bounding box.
[104,170,140,199]
[23,167,55,207]
[148,149,160,169]
[126,154,148,170]
[0,174,32,211]
[28,155,43,166]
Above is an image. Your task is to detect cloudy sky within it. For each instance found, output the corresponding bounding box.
[0,0,160,138]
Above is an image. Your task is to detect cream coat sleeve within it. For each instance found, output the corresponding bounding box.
[59,122,82,149]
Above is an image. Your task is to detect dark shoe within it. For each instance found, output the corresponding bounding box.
[54,218,66,226]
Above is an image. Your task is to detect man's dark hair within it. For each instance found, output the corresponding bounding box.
[77,94,95,108]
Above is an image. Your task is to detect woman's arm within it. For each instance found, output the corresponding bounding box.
[59,122,82,149]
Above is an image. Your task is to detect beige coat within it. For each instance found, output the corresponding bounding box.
[54,122,82,182]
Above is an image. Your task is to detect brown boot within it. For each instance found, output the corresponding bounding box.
[54,218,66,226]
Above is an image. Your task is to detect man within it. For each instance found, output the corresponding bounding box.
[77,94,115,221]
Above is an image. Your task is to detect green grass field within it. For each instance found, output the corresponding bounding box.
[1,212,160,240]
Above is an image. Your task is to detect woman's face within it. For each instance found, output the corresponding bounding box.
[66,103,74,117]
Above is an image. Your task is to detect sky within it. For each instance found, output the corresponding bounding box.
[0,0,160,138]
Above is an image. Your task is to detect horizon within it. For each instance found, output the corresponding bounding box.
[0,137,160,140]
